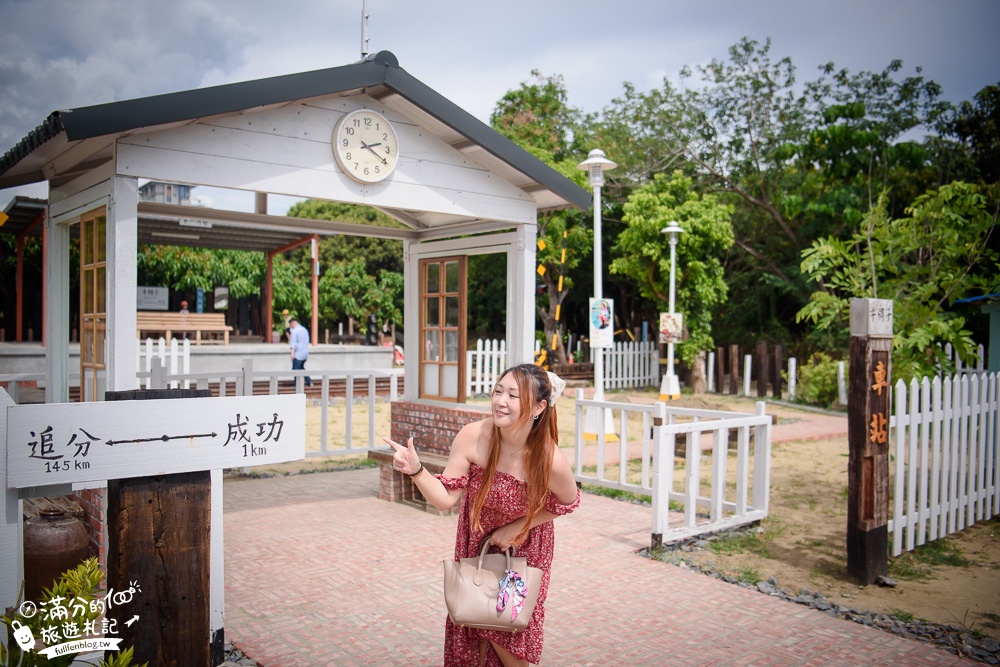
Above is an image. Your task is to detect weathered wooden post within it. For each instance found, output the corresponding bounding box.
[756,340,769,398]
[715,346,726,394]
[106,388,213,666]
[773,345,783,398]
[728,344,741,395]
[847,298,893,584]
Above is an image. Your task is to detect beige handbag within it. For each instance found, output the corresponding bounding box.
[442,540,542,632]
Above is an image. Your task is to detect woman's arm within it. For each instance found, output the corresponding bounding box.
[383,419,484,512]
[489,447,579,549]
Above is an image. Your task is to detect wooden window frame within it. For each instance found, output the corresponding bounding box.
[419,256,467,402]
[79,207,107,402]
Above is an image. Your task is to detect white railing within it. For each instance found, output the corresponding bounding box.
[140,358,402,458]
[573,389,772,546]
[590,341,659,389]
[888,372,999,556]
[466,338,508,396]
[137,337,191,389]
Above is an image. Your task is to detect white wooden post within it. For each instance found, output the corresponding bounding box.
[507,222,537,365]
[45,209,71,404]
[650,400,669,549]
[743,354,752,397]
[707,351,716,393]
[838,361,848,405]
[788,357,797,401]
[752,401,771,513]
[106,175,139,393]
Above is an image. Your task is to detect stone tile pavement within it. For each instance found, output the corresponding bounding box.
[223,465,974,666]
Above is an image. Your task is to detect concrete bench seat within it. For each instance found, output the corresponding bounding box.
[136,312,232,345]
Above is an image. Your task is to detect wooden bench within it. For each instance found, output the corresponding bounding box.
[367,449,458,515]
[136,312,232,345]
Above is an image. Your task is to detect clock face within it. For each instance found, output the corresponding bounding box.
[332,109,399,183]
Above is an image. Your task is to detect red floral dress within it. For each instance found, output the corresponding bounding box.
[437,463,580,666]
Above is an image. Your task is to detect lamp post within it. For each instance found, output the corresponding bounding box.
[578,149,617,441]
[659,220,684,400]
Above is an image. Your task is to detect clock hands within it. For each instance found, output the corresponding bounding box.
[359,140,388,165]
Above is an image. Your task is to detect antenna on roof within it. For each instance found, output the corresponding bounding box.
[360,0,370,59]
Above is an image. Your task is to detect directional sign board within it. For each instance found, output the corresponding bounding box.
[6,393,305,489]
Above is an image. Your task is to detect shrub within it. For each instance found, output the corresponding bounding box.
[794,352,843,408]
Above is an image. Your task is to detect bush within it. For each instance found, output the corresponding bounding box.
[794,352,843,408]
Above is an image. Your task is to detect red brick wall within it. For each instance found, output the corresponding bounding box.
[71,488,105,572]
[389,401,487,456]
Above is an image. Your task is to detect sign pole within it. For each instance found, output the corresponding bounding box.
[847,298,893,584]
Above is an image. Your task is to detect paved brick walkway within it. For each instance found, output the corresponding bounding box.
[223,466,974,666]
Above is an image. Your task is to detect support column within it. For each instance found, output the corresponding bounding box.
[45,207,70,404]
[106,176,139,392]
[507,222,536,365]
[847,298,893,584]
[402,239,418,401]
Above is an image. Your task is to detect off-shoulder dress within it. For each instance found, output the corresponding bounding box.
[437,463,580,666]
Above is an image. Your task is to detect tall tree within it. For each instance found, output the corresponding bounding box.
[491,71,591,364]
[610,170,734,368]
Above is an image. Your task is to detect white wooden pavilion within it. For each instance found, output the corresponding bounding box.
[0,50,589,404]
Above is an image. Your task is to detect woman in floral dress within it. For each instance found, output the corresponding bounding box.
[386,363,579,666]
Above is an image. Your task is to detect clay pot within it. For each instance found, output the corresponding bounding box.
[23,507,90,602]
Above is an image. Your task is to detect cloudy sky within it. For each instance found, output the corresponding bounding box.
[1,0,997,212]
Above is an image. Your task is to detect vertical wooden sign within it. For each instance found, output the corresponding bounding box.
[847,298,893,584]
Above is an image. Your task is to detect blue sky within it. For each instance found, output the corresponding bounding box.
[1,0,997,213]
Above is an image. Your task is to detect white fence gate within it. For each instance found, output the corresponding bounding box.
[888,372,999,556]
[137,337,191,389]
[591,341,659,389]
[466,338,508,396]
[573,390,772,546]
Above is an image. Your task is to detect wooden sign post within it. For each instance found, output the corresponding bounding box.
[847,298,893,584]
[4,391,305,664]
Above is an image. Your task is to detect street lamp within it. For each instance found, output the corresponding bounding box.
[578,149,617,441]
[659,220,684,400]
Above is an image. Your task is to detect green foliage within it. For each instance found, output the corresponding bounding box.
[797,182,999,380]
[137,246,264,299]
[889,538,971,581]
[611,171,734,364]
[793,353,843,408]
[1,558,146,667]
[318,259,402,331]
[491,71,592,363]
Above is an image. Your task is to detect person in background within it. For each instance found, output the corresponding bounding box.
[179,300,189,314]
[288,317,312,387]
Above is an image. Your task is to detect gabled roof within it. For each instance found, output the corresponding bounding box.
[0,51,590,212]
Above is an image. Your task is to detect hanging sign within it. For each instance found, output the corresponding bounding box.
[589,298,614,348]
[659,312,684,344]
[6,393,305,489]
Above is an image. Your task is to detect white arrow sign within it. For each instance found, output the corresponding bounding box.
[5,393,305,489]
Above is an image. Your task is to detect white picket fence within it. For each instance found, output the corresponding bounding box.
[573,390,772,545]
[591,341,659,389]
[137,337,192,389]
[888,372,999,556]
[466,339,509,395]
[466,338,659,396]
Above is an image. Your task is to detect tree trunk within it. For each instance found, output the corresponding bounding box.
[690,350,707,394]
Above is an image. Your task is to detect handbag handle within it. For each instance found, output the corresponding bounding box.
[472,538,513,586]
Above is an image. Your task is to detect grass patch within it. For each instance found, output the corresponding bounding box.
[708,517,784,557]
[889,538,972,581]
[581,484,652,505]
[890,608,916,622]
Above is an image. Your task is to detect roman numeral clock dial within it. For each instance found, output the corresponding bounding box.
[333,109,399,183]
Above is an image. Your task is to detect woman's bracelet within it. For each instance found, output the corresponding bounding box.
[406,464,425,478]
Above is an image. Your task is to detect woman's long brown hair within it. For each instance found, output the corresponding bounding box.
[472,364,558,547]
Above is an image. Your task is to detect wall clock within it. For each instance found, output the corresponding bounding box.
[332,109,399,183]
